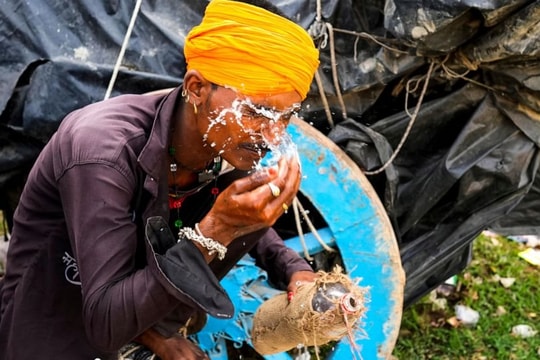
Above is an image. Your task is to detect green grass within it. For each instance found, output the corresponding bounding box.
[0,210,4,236]
[393,232,540,360]
[0,211,5,275]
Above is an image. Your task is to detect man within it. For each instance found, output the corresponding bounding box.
[0,0,320,359]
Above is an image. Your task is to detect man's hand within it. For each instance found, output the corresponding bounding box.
[199,155,301,246]
[287,270,319,301]
[134,328,209,360]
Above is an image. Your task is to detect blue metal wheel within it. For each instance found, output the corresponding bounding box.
[193,118,405,359]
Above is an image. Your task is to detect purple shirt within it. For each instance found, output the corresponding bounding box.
[0,87,312,359]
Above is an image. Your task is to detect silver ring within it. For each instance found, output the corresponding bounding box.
[267,182,281,197]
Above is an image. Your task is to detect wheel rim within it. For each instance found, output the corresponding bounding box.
[194,118,405,359]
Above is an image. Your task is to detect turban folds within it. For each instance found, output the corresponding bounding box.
[184,0,320,100]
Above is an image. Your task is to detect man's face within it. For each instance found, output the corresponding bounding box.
[198,86,302,171]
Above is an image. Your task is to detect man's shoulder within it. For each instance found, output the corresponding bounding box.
[51,94,163,172]
[71,93,160,128]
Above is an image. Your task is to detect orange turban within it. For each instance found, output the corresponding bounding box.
[184,0,319,100]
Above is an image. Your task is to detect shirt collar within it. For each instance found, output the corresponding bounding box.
[138,86,182,180]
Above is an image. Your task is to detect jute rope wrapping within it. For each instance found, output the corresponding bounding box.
[251,267,367,355]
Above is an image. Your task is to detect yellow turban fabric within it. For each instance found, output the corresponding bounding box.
[184,0,320,100]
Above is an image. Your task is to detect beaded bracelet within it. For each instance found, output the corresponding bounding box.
[177,224,227,260]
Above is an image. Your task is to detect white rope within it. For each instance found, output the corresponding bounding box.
[293,197,313,261]
[298,0,341,258]
[292,196,336,262]
[314,69,335,128]
[364,60,436,175]
[326,21,347,120]
[295,198,335,253]
[315,0,322,22]
[104,0,143,100]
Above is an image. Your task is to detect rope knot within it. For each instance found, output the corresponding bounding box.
[308,20,329,49]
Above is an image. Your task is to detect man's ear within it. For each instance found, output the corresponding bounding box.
[183,70,212,106]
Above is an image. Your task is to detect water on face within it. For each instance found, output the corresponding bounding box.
[202,98,244,155]
[202,98,299,170]
[253,131,298,171]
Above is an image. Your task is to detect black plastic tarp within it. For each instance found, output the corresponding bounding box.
[1,0,539,306]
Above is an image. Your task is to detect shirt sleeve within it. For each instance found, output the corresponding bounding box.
[249,227,313,290]
[58,162,185,352]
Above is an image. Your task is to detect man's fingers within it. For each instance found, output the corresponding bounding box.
[225,155,300,198]
[226,167,278,195]
[275,157,301,200]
